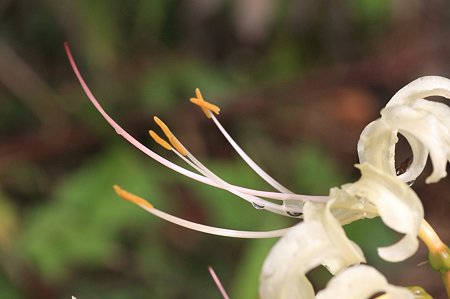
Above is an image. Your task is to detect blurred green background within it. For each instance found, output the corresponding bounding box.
[0,1,449,298]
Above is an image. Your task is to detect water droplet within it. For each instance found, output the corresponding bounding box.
[286,211,302,217]
[252,202,265,210]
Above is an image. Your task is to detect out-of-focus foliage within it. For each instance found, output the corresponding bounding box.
[1,0,449,298]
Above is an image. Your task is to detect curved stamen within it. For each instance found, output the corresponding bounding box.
[163,141,326,203]
[177,149,293,216]
[65,43,328,216]
[190,89,294,194]
[146,118,302,215]
[208,266,230,299]
[114,185,292,238]
[211,114,294,194]
[65,43,210,183]
[149,107,326,206]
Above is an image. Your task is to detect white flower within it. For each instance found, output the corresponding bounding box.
[358,76,450,184]
[65,44,442,299]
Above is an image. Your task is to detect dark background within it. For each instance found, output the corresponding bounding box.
[0,0,449,298]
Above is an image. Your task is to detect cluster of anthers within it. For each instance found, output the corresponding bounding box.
[65,42,450,299]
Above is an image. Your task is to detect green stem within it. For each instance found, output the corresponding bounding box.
[418,219,450,298]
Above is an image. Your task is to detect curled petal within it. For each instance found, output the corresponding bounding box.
[341,163,423,262]
[382,100,450,183]
[315,265,413,299]
[358,76,450,184]
[387,75,450,107]
[357,119,398,177]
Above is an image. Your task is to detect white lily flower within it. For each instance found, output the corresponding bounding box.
[66,44,443,298]
[358,76,450,184]
[315,265,414,299]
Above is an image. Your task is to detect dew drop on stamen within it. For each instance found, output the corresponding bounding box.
[251,202,265,210]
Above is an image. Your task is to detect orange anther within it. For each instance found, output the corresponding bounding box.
[113,185,154,209]
[190,88,220,118]
[149,130,172,151]
[152,116,188,156]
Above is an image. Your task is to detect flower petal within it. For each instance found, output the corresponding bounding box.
[315,265,413,299]
[387,75,450,107]
[260,219,363,299]
[358,76,450,184]
[259,222,329,299]
[304,200,365,274]
[342,163,423,262]
[381,100,450,183]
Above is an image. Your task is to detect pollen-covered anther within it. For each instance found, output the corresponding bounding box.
[113,185,154,209]
[153,116,188,156]
[190,88,220,118]
[149,130,172,151]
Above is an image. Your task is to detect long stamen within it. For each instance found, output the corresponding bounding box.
[65,43,211,183]
[65,43,327,219]
[190,89,294,194]
[182,150,296,216]
[168,143,324,202]
[211,114,293,193]
[114,185,292,238]
[208,266,230,299]
[146,117,299,215]
[147,120,291,215]
[148,116,326,214]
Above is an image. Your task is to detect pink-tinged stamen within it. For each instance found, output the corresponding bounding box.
[65,43,328,217]
[114,185,293,238]
[208,266,230,299]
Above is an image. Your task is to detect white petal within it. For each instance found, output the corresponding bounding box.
[260,220,363,299]
[358,76,450,183]
[377,234,418,263]
[382,100,450,183]
[342,163,423,262]
[315,265,414,299]
[387,75,450,107]
[357,119,398,177]
[304,201,365,274]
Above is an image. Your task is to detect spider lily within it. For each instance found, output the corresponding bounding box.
[66,42,448,298]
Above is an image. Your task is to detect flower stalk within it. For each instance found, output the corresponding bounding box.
[419,219,450,297]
